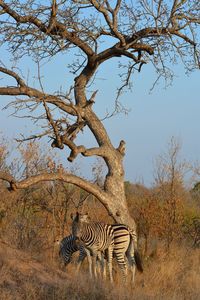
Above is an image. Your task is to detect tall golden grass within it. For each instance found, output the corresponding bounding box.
[0,240,199,300]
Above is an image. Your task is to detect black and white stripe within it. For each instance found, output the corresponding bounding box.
[58,234,86,269]
[58,222,143,283]
[71,212,115,282]
[62,212,143,283]
[112,224,143,282]
[111,224,131,280]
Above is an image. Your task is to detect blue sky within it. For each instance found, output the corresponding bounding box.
[95,62,200,185]
[0,45,200,186]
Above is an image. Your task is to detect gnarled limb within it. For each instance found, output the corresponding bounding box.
[0,170,117,220]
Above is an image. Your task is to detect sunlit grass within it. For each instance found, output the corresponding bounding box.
[0,241,199,300]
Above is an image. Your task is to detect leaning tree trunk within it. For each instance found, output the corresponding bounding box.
[72,62,136,229]
[85,109,136,228]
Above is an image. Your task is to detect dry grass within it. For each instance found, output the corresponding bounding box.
[134,245,200,299]
[0,240,199,300]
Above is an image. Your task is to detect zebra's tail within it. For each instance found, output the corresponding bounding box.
[134,249,143,273]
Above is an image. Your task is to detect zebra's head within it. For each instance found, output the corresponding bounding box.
[78,212,90,223]
[71,211,91,223]
[54,235,63,245]
[55,238,61,245]
[71,212,91,236]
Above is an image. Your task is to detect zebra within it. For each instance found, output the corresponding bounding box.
[56,234,87,271]
[104,223,143,282]
[71,212,115,282]
[56,234,103,274]
[57,223,143,283]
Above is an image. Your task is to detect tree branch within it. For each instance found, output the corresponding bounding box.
[15,130,52,143]
[0,170,110,210]
[43,100,64,149]
[0,66,77,115]
[0,0,94,56]
[90,0,125,46]
[0,67,26,86]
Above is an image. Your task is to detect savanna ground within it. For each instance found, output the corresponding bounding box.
[0,139,200,299]
[1,240,199,300]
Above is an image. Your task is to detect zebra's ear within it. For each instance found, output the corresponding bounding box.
[71,211,80,221]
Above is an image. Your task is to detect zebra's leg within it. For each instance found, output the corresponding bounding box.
[126,238,137,284]
[92,252,98,278]
[76,246,87,273]
[97,251,106,279]
[84,248,93,278]
[115,252,128,282]
[126,250,137,284]
[126,254,133,283]
[61,255,71,271]
[101,253,107,280]
[131,263,136,283]
[75,257,84,273]
[96,251,102,278]
[107,245,114,283]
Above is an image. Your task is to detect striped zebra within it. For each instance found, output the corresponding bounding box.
[56,234,86,270]
[105,223,143,282]
[71,212,115,282]
[56,234,103,274]
[57,223,143,283]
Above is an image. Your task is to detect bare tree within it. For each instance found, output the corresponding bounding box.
[0,1,199,230]
[153,137,189,248]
